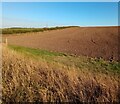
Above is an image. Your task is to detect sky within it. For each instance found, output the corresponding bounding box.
[1,2,118,28]
[1,0,120,2]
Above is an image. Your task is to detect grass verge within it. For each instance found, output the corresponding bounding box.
[8,45,120,75]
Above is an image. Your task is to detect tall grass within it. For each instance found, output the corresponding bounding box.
[2,45,120,103]
[8,45,120,75]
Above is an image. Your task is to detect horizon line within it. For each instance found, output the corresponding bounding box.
[1,25,119,29]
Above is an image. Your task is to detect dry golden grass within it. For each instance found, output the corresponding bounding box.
[2,46,120,103]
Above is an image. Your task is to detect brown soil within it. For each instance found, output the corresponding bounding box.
[4,26,119,61]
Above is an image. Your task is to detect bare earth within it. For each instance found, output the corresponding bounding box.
[4,27,119,61]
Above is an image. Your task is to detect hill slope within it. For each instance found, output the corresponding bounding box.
[4,26,119,61]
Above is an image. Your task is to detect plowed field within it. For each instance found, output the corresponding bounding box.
[4,26,119,61]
